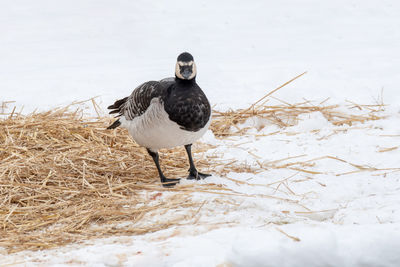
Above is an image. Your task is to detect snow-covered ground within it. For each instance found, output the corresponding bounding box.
[1,0,400,266]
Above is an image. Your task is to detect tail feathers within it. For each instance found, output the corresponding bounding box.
[107,119,121,129]
[107,97,128,129]
[107,97,128,114]
[109,110,120,115]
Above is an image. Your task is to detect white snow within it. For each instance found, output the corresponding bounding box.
[1,0,400,266]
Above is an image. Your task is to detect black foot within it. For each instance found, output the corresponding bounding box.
[187,171,211,180]
[161,178,180,188]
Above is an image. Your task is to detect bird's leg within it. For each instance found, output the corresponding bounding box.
[147,149,180,187]
[184,144,211,180]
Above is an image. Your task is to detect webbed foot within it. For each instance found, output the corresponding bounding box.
[161,177,181,188]
[186,171,211,180]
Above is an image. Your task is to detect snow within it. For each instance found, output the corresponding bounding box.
[1,0,400,266]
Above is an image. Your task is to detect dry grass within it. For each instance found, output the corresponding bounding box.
[211,73,385,137]
[0,106,223,253]
[0,73,388,253]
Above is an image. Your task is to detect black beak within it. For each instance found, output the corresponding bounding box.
[180,66,192,79]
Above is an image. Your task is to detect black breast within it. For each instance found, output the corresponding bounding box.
[163,81,211,132]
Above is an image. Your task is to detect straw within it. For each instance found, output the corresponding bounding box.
[0,75,388,252]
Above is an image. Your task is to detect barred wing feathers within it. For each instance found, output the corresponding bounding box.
[107,81,165,129]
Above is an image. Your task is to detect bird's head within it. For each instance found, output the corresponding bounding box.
[175,52,197,80]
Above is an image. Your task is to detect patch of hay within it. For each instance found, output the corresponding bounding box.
[211,73,385,137]
[0,73,387,253]
[0,106,222,252]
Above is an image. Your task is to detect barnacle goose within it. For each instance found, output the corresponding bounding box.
[107,52,211,187]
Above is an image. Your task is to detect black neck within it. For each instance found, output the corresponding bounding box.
[175,76,196,84]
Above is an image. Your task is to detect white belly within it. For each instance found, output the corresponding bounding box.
[120,98,211,151]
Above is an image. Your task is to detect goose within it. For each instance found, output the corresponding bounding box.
[107,52,211,187]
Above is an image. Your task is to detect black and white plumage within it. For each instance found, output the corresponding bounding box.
[107,52,211,187]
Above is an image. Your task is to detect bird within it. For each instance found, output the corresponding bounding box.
[107,52,211,187]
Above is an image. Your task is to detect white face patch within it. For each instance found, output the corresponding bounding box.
[175,61,197,80]
[177,60,194,66]
[190,62,197,79]
[175,62,182,79]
